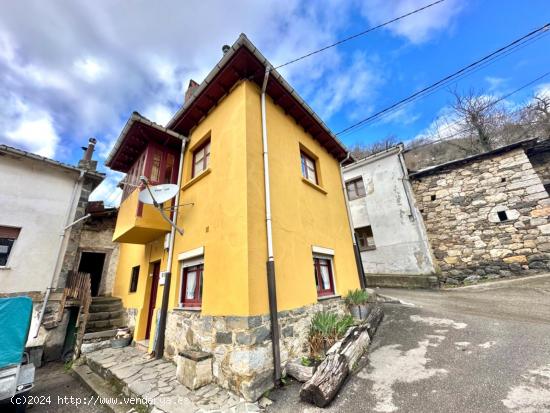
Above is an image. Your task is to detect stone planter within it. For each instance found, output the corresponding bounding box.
[176,350,213,390]
[286,358,318,382]
[349,304,369,320]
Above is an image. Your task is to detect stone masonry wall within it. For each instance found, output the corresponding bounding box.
[164,297,346,401]
[528,149,550,186]
[412,148,550,285]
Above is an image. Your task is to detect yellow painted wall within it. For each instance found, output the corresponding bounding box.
[243,81,360,314]
[111,79,359,332]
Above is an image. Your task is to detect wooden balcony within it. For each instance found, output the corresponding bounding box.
[112,189,171,244]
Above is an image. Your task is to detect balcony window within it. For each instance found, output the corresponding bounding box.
[192,140,210,178]
[301,151,317,184]
[0,226,20,266]
[150,150,162,183]
[313,256,335,297]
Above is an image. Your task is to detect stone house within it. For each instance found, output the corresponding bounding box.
[341,144,438,288]
[411,138,550,284]
[107,34,362,401]
[343,137,550,287]
[0,140,107,361]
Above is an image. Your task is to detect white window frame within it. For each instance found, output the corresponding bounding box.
[312,246,337,297]
[178,247,205,308]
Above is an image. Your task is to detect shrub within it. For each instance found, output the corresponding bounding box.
[344,289,370,306]
[308,311,355,358]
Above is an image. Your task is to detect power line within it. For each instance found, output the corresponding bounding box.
[405,70,550,151]
[336,23,550,136]
[273,0,446,70]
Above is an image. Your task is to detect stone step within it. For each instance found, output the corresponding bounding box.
[85,318,126,332]
[366,274,439,289]
[89,302,123,313]
[88,310,124,321]
[83,329,117,341]
[91,296,122,304]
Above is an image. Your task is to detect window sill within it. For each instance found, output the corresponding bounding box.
[359,247,376,252]
[174,306,202,312]
[317,294,341,302]
[181,168,211,191]
[302,177,327,195]
[0,266,11,270]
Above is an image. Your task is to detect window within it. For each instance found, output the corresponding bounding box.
[497,210,508,222]
[313,257,335,297]
[544,183,550,196]
[430,194,437,201]
[129,266,140,293]
[356,226,376,251]
[346,178,366,200]
[150,150,162,183]
[301,151,318,184]
[192,140,211,178]
[164,153,175,184]
[0,226,20,266]
[181,263,204,307]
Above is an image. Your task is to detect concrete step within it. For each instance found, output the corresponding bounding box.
[366,274,439,289]
[89,302,123,313]
[85,318,125,332]
[88,310,124,321]
[91,296,122,304]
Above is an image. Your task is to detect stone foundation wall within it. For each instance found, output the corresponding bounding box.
[124,307,139,331]
[528,148,550,186]
[412,148,550,284]
[164,297,346,401]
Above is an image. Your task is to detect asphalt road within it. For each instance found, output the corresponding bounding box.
[25,362,110,413]
[267,274,550,413]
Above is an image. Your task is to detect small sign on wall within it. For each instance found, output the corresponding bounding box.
[159,271,168,285]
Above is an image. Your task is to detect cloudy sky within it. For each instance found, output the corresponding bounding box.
[1,0,549,205]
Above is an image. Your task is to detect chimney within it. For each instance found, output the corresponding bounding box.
[78,137,98,171]
[185,79,199,103]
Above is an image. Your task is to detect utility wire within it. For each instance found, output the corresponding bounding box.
[336,23,550,136]
[273,0,446,70]
[405,70,550,151]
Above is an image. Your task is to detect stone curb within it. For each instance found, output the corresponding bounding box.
[442,272,550,291]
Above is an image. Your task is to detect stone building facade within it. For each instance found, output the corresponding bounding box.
[162,297,346,401]
[410,139,550,285]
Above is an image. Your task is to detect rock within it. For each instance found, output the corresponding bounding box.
[464,275,481,283]
[258,397,273,408]
[503,255,528,264]
[445,277,459,285]
[215,332,233,345]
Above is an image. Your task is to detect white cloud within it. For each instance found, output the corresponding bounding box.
[359,0,463,44]
[73,57,107,82]
[0,93,60,157]
[485,76,507,91]
[535,82,550,99]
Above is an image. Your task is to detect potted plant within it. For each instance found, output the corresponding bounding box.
[307,311,354,359]
[345,289,370,320]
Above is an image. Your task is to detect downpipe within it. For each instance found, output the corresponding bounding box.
[340,153,366,289]
[153,137,188,359]
[261,66,282,384]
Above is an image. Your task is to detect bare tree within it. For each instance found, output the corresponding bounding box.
[521,92,550,138]
[349,135,399,159]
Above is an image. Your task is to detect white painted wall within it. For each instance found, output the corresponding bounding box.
[343,149,436,275]
[0,154,79,293]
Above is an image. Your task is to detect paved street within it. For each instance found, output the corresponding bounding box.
[267,274,550,413]
[27,362,109,413]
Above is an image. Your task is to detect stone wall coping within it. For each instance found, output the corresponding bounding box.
[179,349,213,361]
[173,306,201,312]
[317,294,341,302]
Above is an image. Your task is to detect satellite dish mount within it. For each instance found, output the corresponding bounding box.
[138,176,184,235]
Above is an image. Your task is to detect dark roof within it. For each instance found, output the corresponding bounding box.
[166,34,349,161]
[0,144,104,181]
[408,138,540,179]
[105,112,186,173]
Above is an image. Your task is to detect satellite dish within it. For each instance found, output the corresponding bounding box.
[139,184,179,205]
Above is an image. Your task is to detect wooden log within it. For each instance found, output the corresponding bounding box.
[299,353,349,407]
[366,305,384,338]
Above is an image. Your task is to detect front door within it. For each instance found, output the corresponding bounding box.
[145,262,160,340]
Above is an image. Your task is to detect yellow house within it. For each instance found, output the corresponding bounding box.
[106,34,362,400]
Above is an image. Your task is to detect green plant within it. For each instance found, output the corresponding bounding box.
[308,311,355,358]
[301,356,312,367]
[344,289,369,305]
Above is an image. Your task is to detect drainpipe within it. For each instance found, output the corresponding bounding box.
[153,136,188,359]
[34,170,85,338]
[261,66,282,384]
[340,154,366,289]
[396,144,416,221]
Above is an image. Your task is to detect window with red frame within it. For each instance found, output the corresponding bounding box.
[192,140,210,178]
[180,263,203,307]
[300,151,318,184]
[313,257,335,297]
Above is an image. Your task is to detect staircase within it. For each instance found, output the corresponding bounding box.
[85,296,125,333]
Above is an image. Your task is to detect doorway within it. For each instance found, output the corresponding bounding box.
[77,252,106,297]
[145,261,161,340]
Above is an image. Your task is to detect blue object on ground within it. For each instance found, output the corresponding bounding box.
[0,296,33,369]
